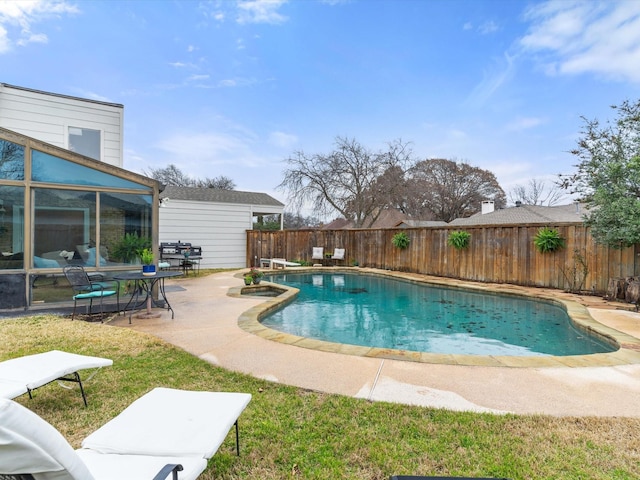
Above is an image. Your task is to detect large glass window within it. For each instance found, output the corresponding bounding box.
[69,127,100,160]
[32,189,152,269]
[0,186,25,270]
[100,192,153,266]
[33,189,96,268]
[31,150,149,190]
[0,139,25,180]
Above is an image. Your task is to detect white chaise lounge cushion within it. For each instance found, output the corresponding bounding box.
[75,450,206,480]
[0,350,113,398]
[0,379,28,399]
[0,398,207,480]
[82,387,252,459]
[0,398,95,480]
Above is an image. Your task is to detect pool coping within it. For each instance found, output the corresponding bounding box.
[228,267,640,368]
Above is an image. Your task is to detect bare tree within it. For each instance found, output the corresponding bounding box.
[406,158,506,222]
[282,212,322,229]
[145,164,235,189]
[195,175,236,190]
[509,178,566,206]
[278,137,412,228]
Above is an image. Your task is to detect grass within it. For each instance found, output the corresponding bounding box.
[2,315,639,480]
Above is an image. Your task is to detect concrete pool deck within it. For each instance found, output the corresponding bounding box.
[108,268,640,417]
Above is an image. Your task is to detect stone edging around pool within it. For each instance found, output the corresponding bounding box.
[228,267,640,368]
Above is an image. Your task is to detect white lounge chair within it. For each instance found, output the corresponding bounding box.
[0,350,113,406]
[330,248,345,264]
[312,247,324,265]
[0,387,252,480]
[269,258,301,269]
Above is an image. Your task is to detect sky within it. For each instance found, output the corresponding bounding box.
[1,0,640,215]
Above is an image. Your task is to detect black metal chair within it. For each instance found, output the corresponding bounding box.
[63,265,119,321]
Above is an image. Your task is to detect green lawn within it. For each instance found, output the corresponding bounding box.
[1,315,639,480]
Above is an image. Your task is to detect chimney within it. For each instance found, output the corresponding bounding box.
[481,200,495,215]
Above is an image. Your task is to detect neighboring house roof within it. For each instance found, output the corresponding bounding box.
[449,202,588,226]
[322,218,350,229]
[397,219,449,228]
[160,185,284,207]
[322,209,410,229]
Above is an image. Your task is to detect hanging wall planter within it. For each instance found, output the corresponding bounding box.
[392,231,411,249]
[447,231,471,250]
[534,227,565,253]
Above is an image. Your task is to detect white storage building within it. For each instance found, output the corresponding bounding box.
[159,186,284,269]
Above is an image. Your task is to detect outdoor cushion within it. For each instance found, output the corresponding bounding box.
[73,290,116,300]
[82,387,252,459]
[0,379,28,399]
[0,397,95,480]
[331,248,345,260]
[0,398,207,480]
[0,350,113,401]
[75,450,206,480]
[34,256,61,268]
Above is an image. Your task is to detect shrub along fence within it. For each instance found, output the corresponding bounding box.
[247,223,639,295]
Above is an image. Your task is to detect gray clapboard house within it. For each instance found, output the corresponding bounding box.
[159,186,284,268]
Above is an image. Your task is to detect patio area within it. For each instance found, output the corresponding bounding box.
[107,269,640,417]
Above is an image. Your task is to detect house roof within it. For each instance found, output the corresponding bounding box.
[160,185,284,207]
[322,209,410,229]
[448,202,588,226]
[397,219,450,228]
[0,83,123,108]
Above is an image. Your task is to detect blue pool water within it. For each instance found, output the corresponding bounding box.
[262,272,616,356]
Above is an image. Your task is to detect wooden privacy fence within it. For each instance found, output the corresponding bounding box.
[247,224,640,295]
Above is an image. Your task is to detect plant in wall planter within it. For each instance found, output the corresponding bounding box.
[392,231,410,249]
[534,227,565,253]
[447,230,471,250]
[139,248,156,276]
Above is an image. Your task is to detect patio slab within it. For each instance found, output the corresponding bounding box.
[107,269,640,417]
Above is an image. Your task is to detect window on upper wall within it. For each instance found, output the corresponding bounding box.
[68,127,101,161]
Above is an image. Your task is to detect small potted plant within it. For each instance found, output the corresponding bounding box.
[250,267,264,284]
[139,248,156,276]
[244,274,253,286]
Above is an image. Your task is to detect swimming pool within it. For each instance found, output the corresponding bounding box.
[261,272,617,357]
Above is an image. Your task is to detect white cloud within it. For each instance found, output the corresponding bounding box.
[269,131,298,149]
[0,0,78,53]
[0,25,10,53]
[478,20,499,34]
[187,74,210,82]
[236,0,288,25]
[466,52,516,106]
[520,0,640,83]
[155,130,268,173]
[73,89,111,103]
[505,116,546,132]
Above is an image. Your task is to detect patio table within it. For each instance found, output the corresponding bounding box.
[114,270,182,323]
